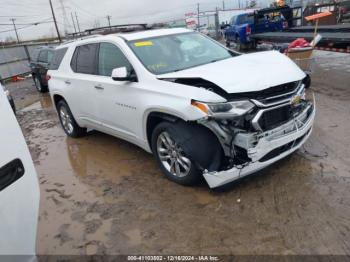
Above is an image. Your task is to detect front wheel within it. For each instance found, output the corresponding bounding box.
[57,100,86,138]
[151,122,201,186]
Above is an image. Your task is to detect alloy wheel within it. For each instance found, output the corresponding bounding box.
[156,131,192,178]
[59,106,74,134]
[35,78,41,92]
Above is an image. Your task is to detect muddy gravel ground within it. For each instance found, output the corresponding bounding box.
[6,51,350,255]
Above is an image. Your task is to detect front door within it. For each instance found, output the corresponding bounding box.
[94,42,139,139]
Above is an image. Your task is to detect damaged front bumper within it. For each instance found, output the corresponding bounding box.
[203,98,316,188]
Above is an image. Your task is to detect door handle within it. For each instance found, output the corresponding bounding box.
[65,80,71,85]
[94,85,104,90]
[0,159,25,192]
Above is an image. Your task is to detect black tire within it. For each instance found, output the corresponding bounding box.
[34,76,48,93]
[235,36,243,52]
[250,40,257,50]
[151,122,201,186]
[57,100,86,138]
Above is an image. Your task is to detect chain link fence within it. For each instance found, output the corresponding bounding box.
[0,42,57,81]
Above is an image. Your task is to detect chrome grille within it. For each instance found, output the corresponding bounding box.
[251,81,305,131]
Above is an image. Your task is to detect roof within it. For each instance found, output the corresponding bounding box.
[58,28,193,48]
[115,28,193,41]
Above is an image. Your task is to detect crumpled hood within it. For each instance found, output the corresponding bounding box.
[158,51,305,94]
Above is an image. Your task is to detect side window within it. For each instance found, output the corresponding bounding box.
[230,16,237,25]
[47,50,54,63]
[49,48,68,70]
[38,50,48,63]
[98,43,132,77]
[71,44,99,74]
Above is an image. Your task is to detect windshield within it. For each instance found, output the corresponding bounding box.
[128,32,234,75]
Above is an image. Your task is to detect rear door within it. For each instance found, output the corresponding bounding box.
[0,85,40,255]
[67,43,101,127]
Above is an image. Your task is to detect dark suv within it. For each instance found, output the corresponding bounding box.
[30,46,55,93]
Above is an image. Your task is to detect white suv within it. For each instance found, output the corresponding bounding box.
[48,28,315,188]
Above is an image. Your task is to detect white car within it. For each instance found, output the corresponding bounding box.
[48,28,315,188]
[0,83,40,255]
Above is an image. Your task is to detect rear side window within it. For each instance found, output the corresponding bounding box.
[49,48,68,70]
[38,50,48,63]
[71,44,99,74]
[237,14,254,24]
[98,43,132,77]
[47,50,54,63]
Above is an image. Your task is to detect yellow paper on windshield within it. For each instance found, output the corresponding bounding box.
[134,41,154,47]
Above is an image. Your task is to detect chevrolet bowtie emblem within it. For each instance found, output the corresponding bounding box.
[291,95,301,106]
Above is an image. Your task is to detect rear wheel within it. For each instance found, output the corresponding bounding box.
[34,76,47,93]
[151,122,201,186]
[57,100,86,138]
[235,36,243,51]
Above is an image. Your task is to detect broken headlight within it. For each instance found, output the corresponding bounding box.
[192,100,255,117]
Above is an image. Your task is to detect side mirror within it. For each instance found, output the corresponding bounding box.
[111,67,129,81]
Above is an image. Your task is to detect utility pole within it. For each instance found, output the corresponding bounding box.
[215,7,220,40]
[49,0,62,42]
[222,1,225,10]
[10,18,20,43]
[71,12,77,34]
[106,15,112,29]
[197,3,200,30]
[75,12,81,34]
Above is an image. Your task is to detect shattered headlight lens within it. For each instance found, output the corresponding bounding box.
[192,100,255,117]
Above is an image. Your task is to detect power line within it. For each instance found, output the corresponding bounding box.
[0,18,53,34]
[58,0,71,34]
[67,0,99,18]
[0,21,53,26]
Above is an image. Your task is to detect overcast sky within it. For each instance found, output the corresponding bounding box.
[0,0,271,41]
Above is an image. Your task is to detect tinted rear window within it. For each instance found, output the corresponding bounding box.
[71,44,99,74]
[38,50,48,63]
[238,14,254,24]
[49,48,68,70]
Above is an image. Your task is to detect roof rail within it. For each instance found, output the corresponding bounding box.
[61,34,102,45]
[66,23,167,38]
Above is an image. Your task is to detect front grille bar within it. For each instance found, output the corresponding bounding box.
[251,82,304,108]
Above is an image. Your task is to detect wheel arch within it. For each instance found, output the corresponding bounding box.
[144,110,186,150]
[52,93,66,110]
